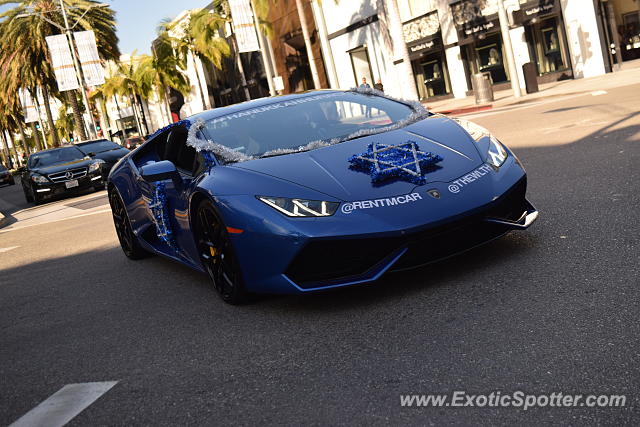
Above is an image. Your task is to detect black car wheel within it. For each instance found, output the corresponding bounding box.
[109,189,149,260]
[195,200,247,305]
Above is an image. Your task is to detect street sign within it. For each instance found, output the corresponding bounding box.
[45,34,80,91]
[229,0,260,53]
[74,31,105,87]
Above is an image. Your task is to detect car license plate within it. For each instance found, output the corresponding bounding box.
[65,179,79,189]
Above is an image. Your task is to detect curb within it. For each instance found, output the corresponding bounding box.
[434,104,493,116]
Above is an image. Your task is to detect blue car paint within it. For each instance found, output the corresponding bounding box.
[108,91,535,295]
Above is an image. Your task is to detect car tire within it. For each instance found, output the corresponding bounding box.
[109,188,149,260]
[194,200,248,305]
[32,187,43,205]
[23,185,33,203]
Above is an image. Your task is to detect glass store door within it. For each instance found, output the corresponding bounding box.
[474,34,509,84]
[420,53,450,97]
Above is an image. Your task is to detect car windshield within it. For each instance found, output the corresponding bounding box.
[29,146,86,168]
[76,139,121,154]
[201,92,417,157]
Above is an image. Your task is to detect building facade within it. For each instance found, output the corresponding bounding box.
[317,0,638,101]
[127,0,638,137]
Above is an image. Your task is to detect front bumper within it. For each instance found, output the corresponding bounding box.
[284,179,536,291]
[33,172,103,198]
[215,158,538,294]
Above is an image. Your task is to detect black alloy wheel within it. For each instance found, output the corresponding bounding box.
[109,189,148,260]
[195,200,247,305]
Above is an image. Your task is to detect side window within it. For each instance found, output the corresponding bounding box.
[165,126,198,175]
[133,125,205,176]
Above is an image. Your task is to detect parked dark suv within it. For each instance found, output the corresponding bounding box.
[20,146,105,205]
[0,163,15,186]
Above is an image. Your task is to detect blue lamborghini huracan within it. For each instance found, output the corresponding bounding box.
[107,90,538,304]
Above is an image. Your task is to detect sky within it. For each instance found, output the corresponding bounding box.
[110,0,208,55]
[0,1,209,55]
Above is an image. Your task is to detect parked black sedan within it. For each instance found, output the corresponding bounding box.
[20,146,105,205]
[75,139,129,180]
[0,163,15,186]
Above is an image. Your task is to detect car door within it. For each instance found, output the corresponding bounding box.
[137,124,205,266]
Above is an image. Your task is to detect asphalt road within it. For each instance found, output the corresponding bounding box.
[1,84,639,426]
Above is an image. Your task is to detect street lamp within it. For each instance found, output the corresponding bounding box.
[15,1,109,141]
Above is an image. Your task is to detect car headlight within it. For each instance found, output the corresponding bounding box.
[258,196,339,217]
[455,119,508,168]
[32,174,48,184]
[88,160,105,173]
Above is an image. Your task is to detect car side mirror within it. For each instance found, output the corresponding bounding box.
[140,160,181,187]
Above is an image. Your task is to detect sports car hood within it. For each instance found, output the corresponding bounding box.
[233,115,483,201]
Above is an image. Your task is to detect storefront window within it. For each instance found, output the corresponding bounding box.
[474,34,509,84]
[622,11,640,59]
[526,16,570,75]
[413,52,451,99]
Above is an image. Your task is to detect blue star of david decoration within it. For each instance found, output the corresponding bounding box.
[348,141,443,186]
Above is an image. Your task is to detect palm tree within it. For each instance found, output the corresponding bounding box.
[293,0,321,89]
[0,0,120,142]
[383,0,418,99]
[0,91,32,164]
[167,9,230,111]
[55,103,76,142]
[138,35,191,125]
[116,57,148,134]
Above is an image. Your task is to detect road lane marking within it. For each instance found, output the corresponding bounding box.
[591,90,607,96]
[9,381,118,427]
[0,209,112,234]
[0,246,19,253]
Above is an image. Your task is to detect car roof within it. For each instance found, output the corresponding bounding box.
[190,89,343,123]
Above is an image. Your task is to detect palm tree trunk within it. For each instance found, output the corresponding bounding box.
[18,124,30,162]
[1,132,13,169]
[67,91,88,141]
[42,85,60,147]
[384,0,419,99]
[129,91,143,135]
[191,53,208,111]
[163,88,174,124]
[231,35,251,101]
[136,95,149,134]
[295,0,321,89]
[30,122,43,151]
[5,131,19,168]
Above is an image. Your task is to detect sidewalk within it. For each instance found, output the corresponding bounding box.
[426,59,640,115]
[0,190,110,233]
